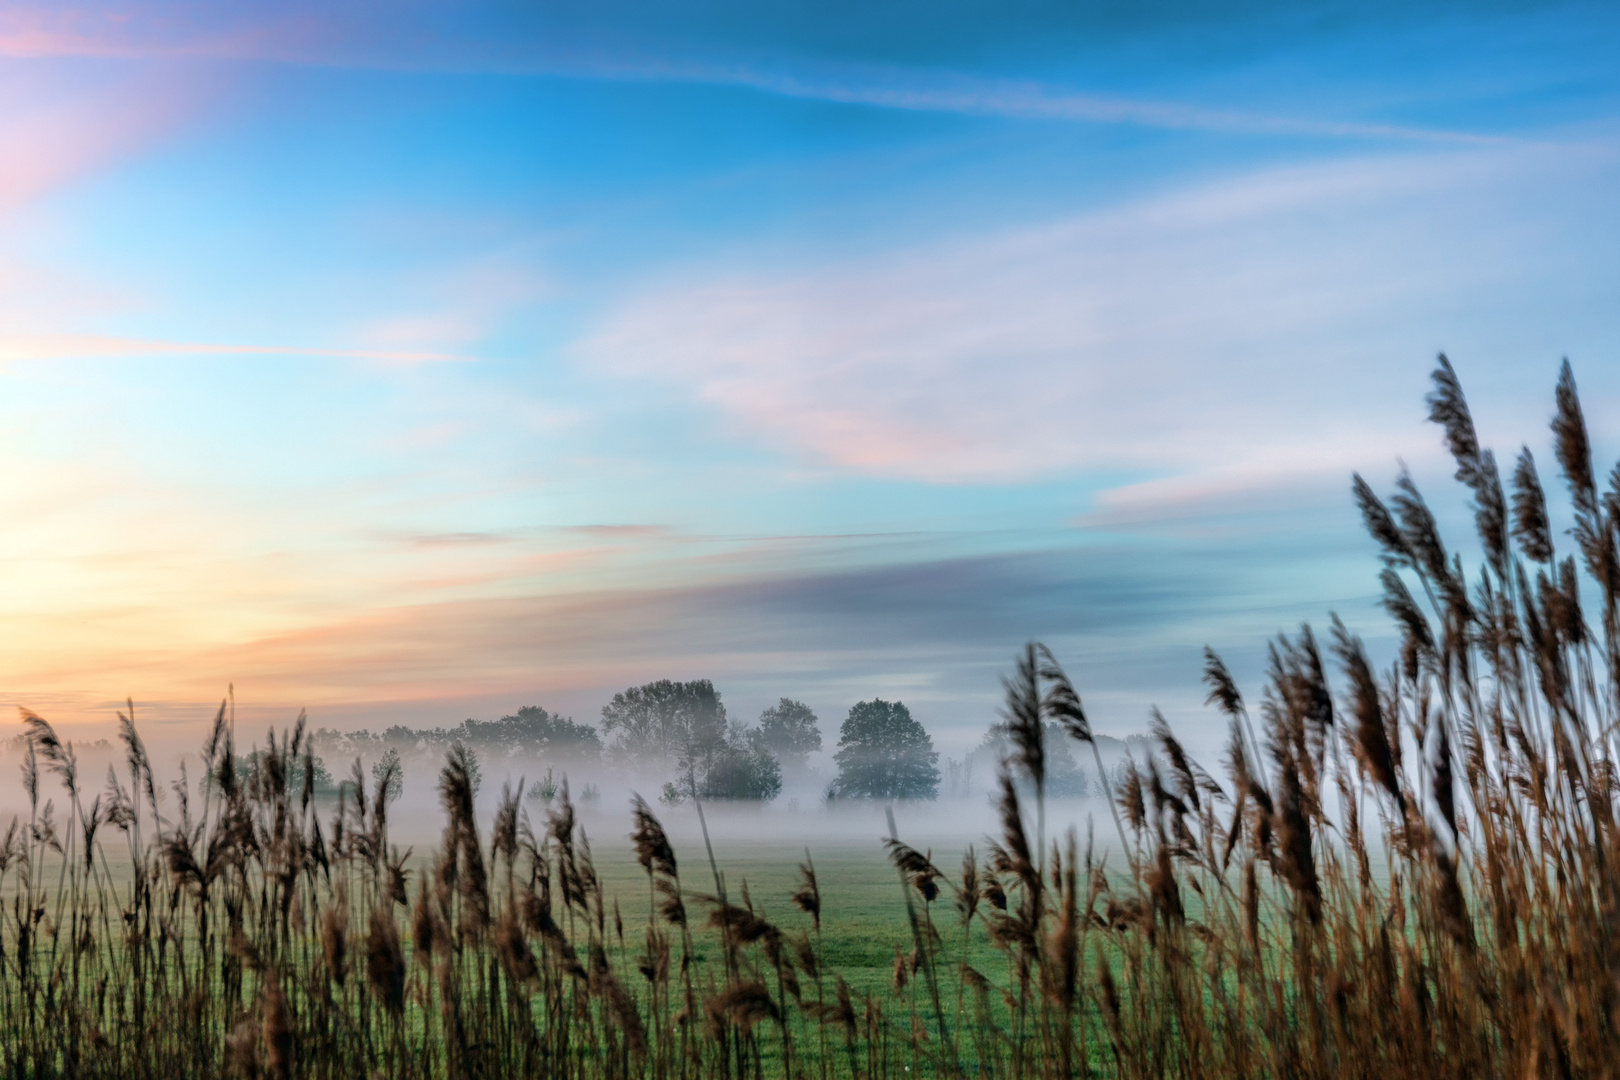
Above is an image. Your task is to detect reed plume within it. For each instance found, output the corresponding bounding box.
[365,903,405,1014]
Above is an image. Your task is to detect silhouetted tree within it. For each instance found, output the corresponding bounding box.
[832,699,939,800]
[758,698,822,768]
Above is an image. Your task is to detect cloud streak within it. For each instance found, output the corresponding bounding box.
[0,64,200,216]
[0,5,1498,144]
[4,529,1375,746]
[0,5,328,62]
[0,332,475,366]
[686,61,1503,145]
[576,137,1620,487]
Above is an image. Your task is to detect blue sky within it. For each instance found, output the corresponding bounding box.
[1,1,1618,756]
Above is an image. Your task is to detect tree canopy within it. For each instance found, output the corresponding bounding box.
[463,706,602,760]
[832,699,939,800]
[215,750,337,797]
[312,705,600,764]
[600,679,727,775]
[757,698,821,767]
[700,724,783,800]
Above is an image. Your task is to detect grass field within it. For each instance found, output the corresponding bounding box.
[543,804,1087,998]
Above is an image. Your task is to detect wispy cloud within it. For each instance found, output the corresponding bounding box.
[0,65,199,215]
[348,251,551,355]
[575,137,1620,486]
[559,524,671,539]
[7,534,1371,745]
[680,60,1504,145]
[0,6,326,62]
[0,5,1499,144]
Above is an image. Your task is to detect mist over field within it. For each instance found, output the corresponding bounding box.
[0,700,1155,853]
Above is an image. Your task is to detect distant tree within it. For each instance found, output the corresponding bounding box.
[371,746,404,805]
[701,725,783,801]
[218,749,339,798]
[299,754,337,798]
[308,727,384,764]
[1124,733,1155,760]
[332,708,600,765]
[600,679,728,775]
[832,699,940,800]
[209,752,259,795]
[381,725,426,751]
[942,756,975,799]
[459,706,602,761]
[976,721,1089,796]
[758,698,822,768]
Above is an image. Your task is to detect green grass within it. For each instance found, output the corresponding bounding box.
[583,832,1029,998]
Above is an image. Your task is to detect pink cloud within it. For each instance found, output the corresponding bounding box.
[0,6,327,62]
[0,64,204,217]
[0,585,708,728]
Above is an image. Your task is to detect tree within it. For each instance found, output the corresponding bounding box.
[300,754,337,798]
[600,679,727,775]
[371,746,404,805]
[758,698,821,768]
[832,699,940,800]
[701,725,783,801]
[214,750,338,798]
[976,721,1089,796]
[327,707,599,765]
[470,706,602,760]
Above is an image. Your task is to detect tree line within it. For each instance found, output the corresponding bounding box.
[309,680,946,801]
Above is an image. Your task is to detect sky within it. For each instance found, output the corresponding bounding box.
[2,0,1619,759]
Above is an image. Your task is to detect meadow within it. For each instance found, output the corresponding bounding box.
[4,355,1620,1078]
